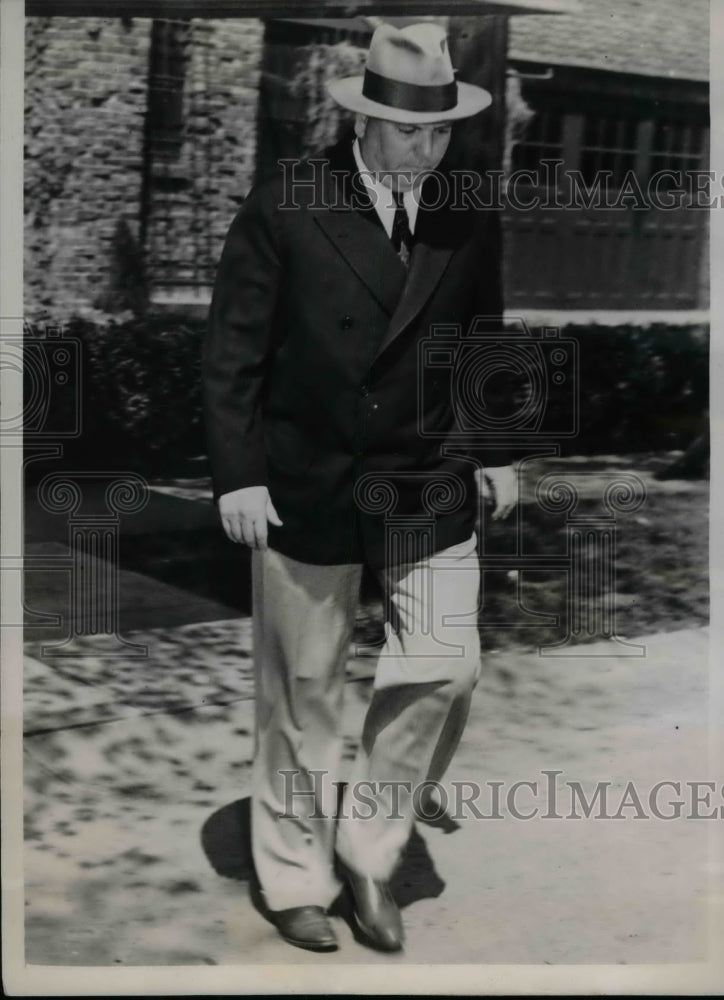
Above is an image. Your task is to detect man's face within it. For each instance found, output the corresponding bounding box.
[358,117,452,191]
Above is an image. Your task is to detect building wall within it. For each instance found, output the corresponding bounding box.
[24,16,265,320]
[24,17,152,321]
[24,10,709,320]
[145,18,264,300]
[502,63,709,311]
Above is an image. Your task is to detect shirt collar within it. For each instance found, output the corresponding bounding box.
[352,138,419,235]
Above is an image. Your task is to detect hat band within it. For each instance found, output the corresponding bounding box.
[362,68,457,113]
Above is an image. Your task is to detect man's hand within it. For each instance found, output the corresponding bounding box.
[476,465,518,521]
[218,486,283,549]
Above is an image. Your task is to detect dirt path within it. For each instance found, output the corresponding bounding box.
[23,624,711,967]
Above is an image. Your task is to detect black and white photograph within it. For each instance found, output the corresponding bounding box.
[1,0,722,993]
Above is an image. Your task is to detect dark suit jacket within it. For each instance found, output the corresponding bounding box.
[203,138,509,567]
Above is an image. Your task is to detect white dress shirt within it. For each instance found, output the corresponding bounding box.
[352,139,419,237]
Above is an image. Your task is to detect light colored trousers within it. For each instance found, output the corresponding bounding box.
[251,533,481,912]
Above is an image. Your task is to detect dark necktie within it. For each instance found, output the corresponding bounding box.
[391,190,413,267]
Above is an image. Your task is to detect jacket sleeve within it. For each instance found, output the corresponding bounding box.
[464,204,514,469]
[202,180,282,501]
[476,204,505,328]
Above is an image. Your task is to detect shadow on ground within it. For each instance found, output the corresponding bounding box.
[24,452,709,649]
[200,796,446,921]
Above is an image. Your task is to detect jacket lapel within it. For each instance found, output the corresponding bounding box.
[314,211,407,317]
[313,139,407,316]
[374,184,470,360]
[377,239,454,358]
[310,139,470,347]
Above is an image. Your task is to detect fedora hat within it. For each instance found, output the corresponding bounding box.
[327,22,492,124]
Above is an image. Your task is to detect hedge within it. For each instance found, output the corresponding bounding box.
[25,313,206,476]
[541,322,708,455]
[25,316,709,475]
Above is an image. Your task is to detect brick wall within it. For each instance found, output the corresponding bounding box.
[24,16,265,319]
[145,18,264,296]
[24,17,152,321]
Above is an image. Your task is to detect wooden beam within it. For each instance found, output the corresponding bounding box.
[509,60,710,111]
[448,15,509,172]
[26,0,580,18]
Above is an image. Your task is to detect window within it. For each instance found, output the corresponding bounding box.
[579,114,638,189]
[504,66,708,309]
[146,19,191,165]
[648,120,706,189]
[511,110,563,177]
[143,19,206,292]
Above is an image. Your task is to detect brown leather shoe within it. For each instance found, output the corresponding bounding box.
[273,905,338,952]
[345,871,404,952]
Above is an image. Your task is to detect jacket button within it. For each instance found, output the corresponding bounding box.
[360,385,370,397]
[341,316,354,330]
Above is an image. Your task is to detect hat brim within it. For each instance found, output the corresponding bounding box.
[327,77,492,124]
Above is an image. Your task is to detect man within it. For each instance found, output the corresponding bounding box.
[203,21,517,954]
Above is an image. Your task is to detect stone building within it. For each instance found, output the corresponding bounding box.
[23,0,709,322]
